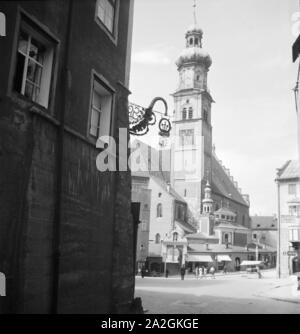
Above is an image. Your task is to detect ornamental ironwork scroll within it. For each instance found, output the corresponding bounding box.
[129,97,171,137]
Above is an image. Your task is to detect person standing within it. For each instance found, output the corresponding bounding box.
[165,269,169,278]
[203,266,207,278]
[209,266,216,279]
[141,266,145,279]
[180,266,186,280]
[256,266,262,279]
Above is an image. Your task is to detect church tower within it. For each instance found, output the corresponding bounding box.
[170,20,214,223]
[202,180,214,214]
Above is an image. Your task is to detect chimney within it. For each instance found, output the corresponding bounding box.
[206,243,209,251]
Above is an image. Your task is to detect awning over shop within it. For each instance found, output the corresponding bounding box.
[187,255,213,263]
[240,261,263,266]
[216,255,232,262]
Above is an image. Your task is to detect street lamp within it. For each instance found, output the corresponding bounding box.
[129,97,171,137]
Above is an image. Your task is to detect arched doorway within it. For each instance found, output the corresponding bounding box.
[235,257,241,271]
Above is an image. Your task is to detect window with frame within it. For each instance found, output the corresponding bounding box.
[182,108,187,120]
[179,129,194,146]
[13,19,55,108]
[289,229,300,241]
[89,77,113,139]
[155,233,161,244]
[288,184,297,196]
[188,107,193,119]
[96,0,117,35]
[157,203,163,218]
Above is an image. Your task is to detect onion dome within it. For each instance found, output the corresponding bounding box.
[176,47,212,69]
[176,24,212,69]
[185,24,203,38]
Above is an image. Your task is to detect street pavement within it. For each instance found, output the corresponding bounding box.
[135,270,300,314]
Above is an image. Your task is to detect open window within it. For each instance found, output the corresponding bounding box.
[13,17,55,109]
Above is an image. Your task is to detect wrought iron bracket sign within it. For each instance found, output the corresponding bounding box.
[129,97,171,136]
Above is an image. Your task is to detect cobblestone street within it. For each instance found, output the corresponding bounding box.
[135,270,300,314]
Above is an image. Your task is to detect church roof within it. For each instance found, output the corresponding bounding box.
[214,207,237,217]
[277,160,300,181]
[211,154,249,207]
[175,220,197,234]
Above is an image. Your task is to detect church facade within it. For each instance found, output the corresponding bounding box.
[132,23,276,276]
[170,24,250,229]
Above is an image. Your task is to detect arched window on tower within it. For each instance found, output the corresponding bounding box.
[189,38,193,45]
[157,203,163,217]
[188,107,193,119]
[173,232,178,242]
[155,233,161,244]
[195,38,199,45]
[182,108,187,120]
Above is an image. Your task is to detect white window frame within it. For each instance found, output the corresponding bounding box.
[95,0,119,45]
[13,18,55,109]
[88,72,114,142]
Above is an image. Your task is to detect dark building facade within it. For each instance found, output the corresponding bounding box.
[0,0,135,313]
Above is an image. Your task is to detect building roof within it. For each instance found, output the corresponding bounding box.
[214,223,249,231]
[214,207,237,217]
[277,160,300,181]
[211,154,249,207]
[188,243,276,254]
[186,232,219,241]
[175,220,197,234]
[251,216,277,230]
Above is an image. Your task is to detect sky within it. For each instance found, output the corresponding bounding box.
[129,0,300,216]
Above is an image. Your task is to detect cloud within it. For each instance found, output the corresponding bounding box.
[132,49,171,65]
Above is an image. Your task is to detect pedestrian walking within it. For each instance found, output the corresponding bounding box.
[256,266,262,279]
[141,266,145,279]
[209,266,216,279]
[180,266,186,280]
[165,269,169,278]
[203,266,207,278]
[195,266,199,280]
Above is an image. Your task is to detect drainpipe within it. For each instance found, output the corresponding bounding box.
[51,0,74,314]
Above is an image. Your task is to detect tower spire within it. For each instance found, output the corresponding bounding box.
[193,0,197,25]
